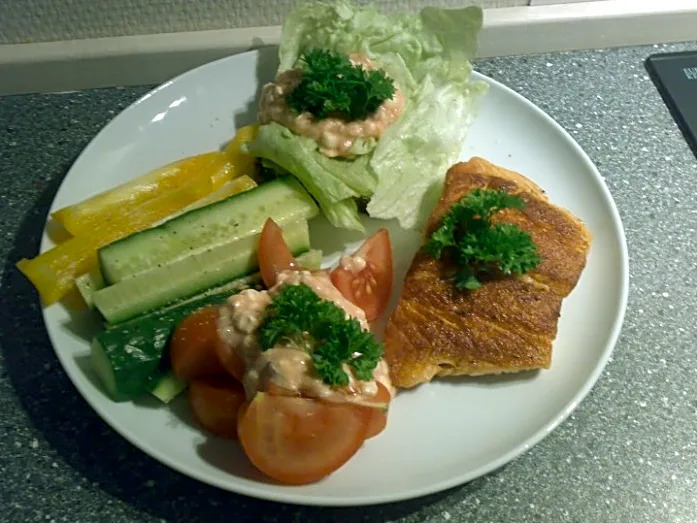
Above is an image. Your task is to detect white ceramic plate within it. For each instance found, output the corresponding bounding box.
[41,47,628,506]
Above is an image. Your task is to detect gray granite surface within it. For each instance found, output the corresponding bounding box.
[2,41,697,523]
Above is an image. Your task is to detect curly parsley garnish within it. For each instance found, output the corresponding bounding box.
[425,189,541,291]
[258,283,383,387]
[286,49,396,121]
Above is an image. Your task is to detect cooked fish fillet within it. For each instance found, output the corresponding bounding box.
[383,157,592,388]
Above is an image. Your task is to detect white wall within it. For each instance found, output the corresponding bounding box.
[0,0,527,45]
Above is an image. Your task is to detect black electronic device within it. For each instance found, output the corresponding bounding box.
[645,50,697,158]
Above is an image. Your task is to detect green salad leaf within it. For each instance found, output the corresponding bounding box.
[245,0,487,231]
[244,123,374,231]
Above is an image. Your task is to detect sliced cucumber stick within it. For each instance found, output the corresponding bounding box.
[147,371,187,404]
[75,268,105,309]
[104,249,323,330]
[91,332,164,402]
[78,238,322,312]
[99,176,318,284]
[93,219,311,324]
[91,287,239,402]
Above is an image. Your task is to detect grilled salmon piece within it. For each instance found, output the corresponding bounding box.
[383,157,592,388]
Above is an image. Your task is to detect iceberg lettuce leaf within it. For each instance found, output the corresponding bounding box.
[250,1,486,230]
[244,123,369,231]
[367,76,488,229]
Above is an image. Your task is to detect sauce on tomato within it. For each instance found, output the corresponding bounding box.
[216,270,394,403]
[339,254,367,274]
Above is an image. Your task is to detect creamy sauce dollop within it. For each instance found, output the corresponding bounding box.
[217,270,394,403]
[339,254,367,274]
[258,54,405,158]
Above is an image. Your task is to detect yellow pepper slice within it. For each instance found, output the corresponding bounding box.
[18,168,229,305]
[224,124,259,178]
[21,126,261,305]
[53,125,259,237]
[173,175,257,216]
[53,151,229,236]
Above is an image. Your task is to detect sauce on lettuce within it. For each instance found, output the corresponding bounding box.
[259,51,405,158]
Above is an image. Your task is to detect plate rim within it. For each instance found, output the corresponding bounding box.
[39,48,629,507]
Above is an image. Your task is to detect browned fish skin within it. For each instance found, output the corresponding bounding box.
[384,157,592,388]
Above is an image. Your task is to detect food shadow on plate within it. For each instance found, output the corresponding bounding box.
[59,294,105,342]
[308,214,422,266]
[130,391,170,410]
[394,370,541,398]
[167,392,278,483]
[230,43,280,134]
[45,218,72,244]
[73,353,108,394]
[438,370,541,387]
[196,437,272,484]
[73,352,162,411]
[307,215,372,263]
[167,390,203,431]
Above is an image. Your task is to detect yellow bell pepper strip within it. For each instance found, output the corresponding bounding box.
[21,126,261,305]
[17,169,230,305]
[54,125,259,236]
[224,124,259,178]
[146,175,258,230]
[172,175,257,217]
[51,151,229,237]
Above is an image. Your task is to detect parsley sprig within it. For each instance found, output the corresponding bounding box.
[258,283,383,387]
[286,49,396,121]
[425,189,541,290]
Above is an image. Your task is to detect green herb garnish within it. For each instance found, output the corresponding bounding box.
[258,283,383,387]
[425,188,541,290]
[286,49,396,121]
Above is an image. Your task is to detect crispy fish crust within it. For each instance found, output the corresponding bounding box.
[383,157,592,388]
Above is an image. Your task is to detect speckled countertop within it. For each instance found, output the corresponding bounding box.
[2,41,697,523]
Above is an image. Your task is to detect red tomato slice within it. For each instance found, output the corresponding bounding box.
[258,218,299,288]
[263,381,301,397]
[364,382,391,439]
[214,337,246,383]
[237,393,371,485]
[170,306,226,381]
[188,376,246,440]
[330,228,393,321]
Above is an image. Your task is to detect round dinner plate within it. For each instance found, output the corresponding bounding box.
[40,47,628,506]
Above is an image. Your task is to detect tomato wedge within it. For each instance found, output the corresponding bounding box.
[188,376,246,439]
[238,393,371,484]
[262,381,301,397]
[330,228,393,321]
[170,306,226,381]
[214,337,246,383]
[364,382,392,439]
[258,218,299,288]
